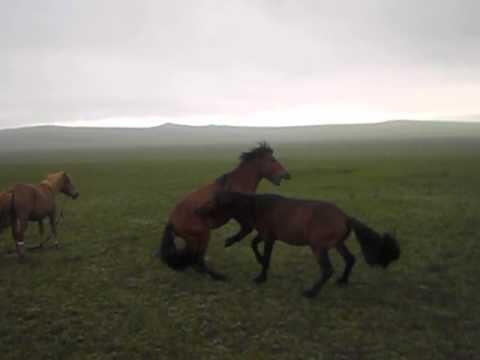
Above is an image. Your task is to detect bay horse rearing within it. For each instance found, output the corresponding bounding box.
[155,143,290,280]
[202,191,400,297]
[0,171,79,259]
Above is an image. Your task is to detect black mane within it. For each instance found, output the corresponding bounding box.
[239,142,273,163]
[216,142,274,186]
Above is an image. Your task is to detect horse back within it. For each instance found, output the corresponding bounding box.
[255,197,349,248]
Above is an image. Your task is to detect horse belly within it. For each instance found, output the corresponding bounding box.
[271,207,310,246]
[28,212,45,222]
[277,228,309,246]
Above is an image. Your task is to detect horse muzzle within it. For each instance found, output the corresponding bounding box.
[271,172,291,186]
[71,192,80,200]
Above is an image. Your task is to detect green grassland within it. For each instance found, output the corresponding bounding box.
[0,139,479,359]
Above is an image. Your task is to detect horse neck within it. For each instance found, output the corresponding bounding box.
[224,162,262,193]
[40,178,62,195]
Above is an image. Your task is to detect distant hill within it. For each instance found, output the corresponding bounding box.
[0,120,479,152]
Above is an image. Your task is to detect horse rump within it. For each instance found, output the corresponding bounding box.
[349,217,400,268]
[156,223,195,271]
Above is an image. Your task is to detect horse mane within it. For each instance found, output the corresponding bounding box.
[215,142,274,185]
[41,171,66,192]
[239,142,273,163]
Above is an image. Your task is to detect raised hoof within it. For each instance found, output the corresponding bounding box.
[302,289,317,298]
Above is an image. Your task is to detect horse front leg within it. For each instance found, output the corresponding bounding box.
[224,221,253,247]
[251,234,264,265]
[38,221,45,236]
[254,238,274,284]
[48,213,58,248]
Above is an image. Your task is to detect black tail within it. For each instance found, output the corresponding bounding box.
[155,223,195,271]
[349,217,400,268]
[0,191,15,230]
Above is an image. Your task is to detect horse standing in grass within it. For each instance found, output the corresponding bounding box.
[200,191,400,297]
[0,171,79,259]
[155,143,290,280]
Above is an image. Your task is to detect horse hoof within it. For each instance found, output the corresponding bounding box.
[253,275,266,284]
[302,290,317,298]
[213,275,227,282]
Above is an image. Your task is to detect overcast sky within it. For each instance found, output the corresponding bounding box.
[1,0,480,129]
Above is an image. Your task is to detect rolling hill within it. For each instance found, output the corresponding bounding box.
[0,120,479,152]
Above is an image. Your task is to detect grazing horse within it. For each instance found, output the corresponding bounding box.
[0,171,79,259]
[201,191,400,297]
[156,143,290,280]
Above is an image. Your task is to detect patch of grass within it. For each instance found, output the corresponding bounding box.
[0,141,479,359]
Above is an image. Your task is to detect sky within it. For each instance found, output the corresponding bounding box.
[1,0,480,129]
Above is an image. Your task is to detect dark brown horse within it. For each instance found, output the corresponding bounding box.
[201,191,400,297]
[155,143,290,280]
[0,171,79,259]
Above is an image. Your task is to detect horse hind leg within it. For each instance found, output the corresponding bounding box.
[335,243,356,286]
[191,232,227,281]
[303,248,334,298]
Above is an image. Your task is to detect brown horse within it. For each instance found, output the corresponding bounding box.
[201,191,400,297]
[0,171,79,259]
[155,143,290,280]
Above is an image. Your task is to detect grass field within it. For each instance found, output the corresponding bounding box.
[0,140,479,359]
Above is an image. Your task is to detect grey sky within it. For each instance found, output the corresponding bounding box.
[1,0,480,128]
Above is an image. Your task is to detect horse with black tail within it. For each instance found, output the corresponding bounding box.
[156,143,290,280]
[199,191,400,297]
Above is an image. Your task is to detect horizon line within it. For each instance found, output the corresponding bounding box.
[2,118,480,131]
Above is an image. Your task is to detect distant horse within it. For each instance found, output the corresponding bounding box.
[155,143,290,280]
[200,191,400,297]
[0,171,79,259]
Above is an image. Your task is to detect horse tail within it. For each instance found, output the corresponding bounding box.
[155,222,194,271]
[349,217,400,268]
[0,191,15,229]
